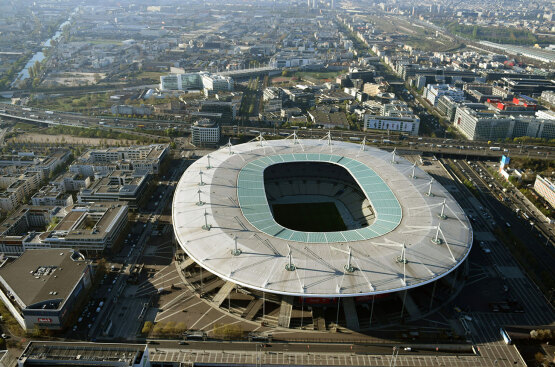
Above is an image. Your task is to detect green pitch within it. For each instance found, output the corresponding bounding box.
[271,202,347,232]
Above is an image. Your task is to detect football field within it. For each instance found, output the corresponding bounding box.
[271,202,346,232]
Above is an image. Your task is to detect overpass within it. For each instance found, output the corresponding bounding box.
[218,66,280,80]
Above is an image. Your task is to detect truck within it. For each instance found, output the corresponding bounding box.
[489,147,501,151]
[45,110,54,115]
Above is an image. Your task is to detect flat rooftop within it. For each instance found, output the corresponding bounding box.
[19,341,146,366]
[0,249,87,308]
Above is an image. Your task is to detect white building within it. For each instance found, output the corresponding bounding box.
[191,119,220,146]
[364,115,420,136]
[536,110,555,120]
[454,106,555,141]
[31,185,74,207]
[534,175,555,210]
[160,72,233,92]
[425,84,464,106]
[363,100,420,135]
[70,144,168,177]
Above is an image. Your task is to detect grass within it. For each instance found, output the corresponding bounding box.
[294,70,346,81]
[272,202,346,232]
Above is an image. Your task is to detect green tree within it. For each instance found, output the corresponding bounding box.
[141,321,153,335]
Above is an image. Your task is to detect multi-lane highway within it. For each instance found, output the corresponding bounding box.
[1,103,554,160]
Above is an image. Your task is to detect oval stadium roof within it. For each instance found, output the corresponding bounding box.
[172,139,473,297]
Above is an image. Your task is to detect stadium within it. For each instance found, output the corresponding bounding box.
[172,137,473,330]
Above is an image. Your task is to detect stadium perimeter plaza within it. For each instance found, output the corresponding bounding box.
[172,138,473,330]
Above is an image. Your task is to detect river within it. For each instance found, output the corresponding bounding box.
[11,19,71,87]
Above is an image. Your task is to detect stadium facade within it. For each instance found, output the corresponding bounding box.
[172,138,472,330]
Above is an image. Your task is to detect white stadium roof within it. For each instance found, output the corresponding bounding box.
[172,138,473,297]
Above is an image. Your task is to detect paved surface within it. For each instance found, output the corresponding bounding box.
[148,345,522,366]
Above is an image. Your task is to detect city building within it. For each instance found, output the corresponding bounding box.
[536,110,555,120]
[199,101,237,123]
[540,90,555,107]
[78,171,149,209]
[436,95,459,122]
[283,88,315,108]
[31,185,74,207]
[70,144,168,177]
[191,119,221,146]
[308,109,349,129]
[159,72,202,91]
[51,172,91,193]
[363,115,420,135]
[160,72,233,92]
[16,342,150,367]
[363,100,420,135]
[454,106,555,141]
[534,175,555,209]
[0,202,128,256]
[0,172,44,213]
[111,105,152,116]
[424,84,464,106]
[0,249,93,331]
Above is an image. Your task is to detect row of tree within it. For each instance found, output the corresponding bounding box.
[445,22,538,45]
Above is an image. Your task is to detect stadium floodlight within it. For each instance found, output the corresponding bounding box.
[426,178,434,196]
[395,243,408,286]
[432,222,442,244]
[391,148,397,164]
[206,154,211,169]
[202,209,211,230]
[225,138,233,155]
[411,161,417,179]
[439,199,447,219]
[196,189,204,206]
[356,137,367,158]
[331,246,355,273]
[320,131,333,152]
[285,244,296,271]
[231,235,242,256]
[199,170,205,186]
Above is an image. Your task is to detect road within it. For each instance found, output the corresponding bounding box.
[91,157,188,340]
[1,103,554,161]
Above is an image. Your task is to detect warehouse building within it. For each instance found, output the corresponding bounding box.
[0,249,93,331]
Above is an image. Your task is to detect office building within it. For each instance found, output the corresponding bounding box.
[534,175,555,209]
[160,72,233,92]
[191,119,220,146]
[31,185,74,207]
[0,249,93,331]
[454,106,555,141]
[363,100,420,135]
[78,171,148,209]
[424,84,464,106]
[0,202,128,256]
[70,144,168,177]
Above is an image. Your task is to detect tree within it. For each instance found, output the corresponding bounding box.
[152,322,165,336]
[213,323,243,340]
[175,322,187,334]
[141,321,153,335]
[162,321,176,335]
